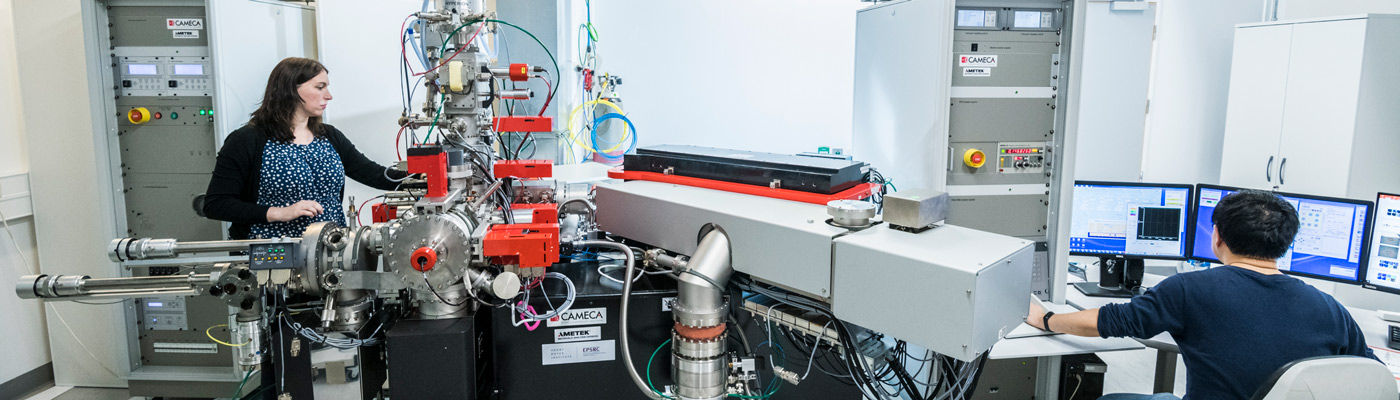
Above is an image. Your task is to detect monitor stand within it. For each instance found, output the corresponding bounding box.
[1073,257,1147,298]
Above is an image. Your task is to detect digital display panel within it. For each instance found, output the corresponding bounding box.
[1014,11,1044,28]
[1004,148,1038,154]
[127,64,158,75]
[173,64,205,75]
[957,10,988,27]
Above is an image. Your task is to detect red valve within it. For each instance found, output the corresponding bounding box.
[509,63,530,82]
[411,247,439,272]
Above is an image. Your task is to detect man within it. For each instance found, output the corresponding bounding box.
[1027,190,1379,400]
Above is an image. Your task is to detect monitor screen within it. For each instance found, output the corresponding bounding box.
[1192,185,1371,284]
[1365,193,1400,292]
[1068,182,1193,259]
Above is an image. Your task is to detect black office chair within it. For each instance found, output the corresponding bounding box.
[1248,355,1397,400]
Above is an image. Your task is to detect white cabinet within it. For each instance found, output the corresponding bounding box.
[1219,15,1400,199]
[1219,24,1291,189]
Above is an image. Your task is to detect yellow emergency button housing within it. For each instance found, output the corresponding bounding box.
[128,107,152,124]
[963,149,986,168]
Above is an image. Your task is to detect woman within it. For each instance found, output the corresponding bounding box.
[203,57,407,239]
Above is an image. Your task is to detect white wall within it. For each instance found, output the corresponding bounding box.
[1140,0,1263,185]
[15,0,129,387]
[582,0,867,155]
[0,0,51,387]
[1069,1,1157,182]
[1279,0,1400,19]
[317,0,432,212]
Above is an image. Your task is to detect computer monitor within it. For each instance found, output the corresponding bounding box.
[1364,193,1400,294]
[1068,181,1194,297]
[1191,184,1372,285]
[1068,181,1194,259]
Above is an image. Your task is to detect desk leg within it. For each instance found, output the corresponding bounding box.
[1153,349,1178,394]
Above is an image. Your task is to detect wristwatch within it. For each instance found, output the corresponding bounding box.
[1042,311,1056,333]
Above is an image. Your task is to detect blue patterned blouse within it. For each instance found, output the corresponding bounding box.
[248,137,347,239]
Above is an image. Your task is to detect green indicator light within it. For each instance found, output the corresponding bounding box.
[170,112,178,120]
[208,109,214,116]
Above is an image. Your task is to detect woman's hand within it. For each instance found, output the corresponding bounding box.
[266,200,324,222]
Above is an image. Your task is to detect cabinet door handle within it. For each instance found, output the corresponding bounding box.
[1279,158,1287,185]
[1266,156,1274,182]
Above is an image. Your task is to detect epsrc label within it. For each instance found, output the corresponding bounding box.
[959,54,997,67]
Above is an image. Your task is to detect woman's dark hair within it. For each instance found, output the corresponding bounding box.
[1212,190,1300,260]
[249,57,328,142]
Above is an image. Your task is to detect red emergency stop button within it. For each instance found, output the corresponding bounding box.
[411,247,439,272]
[964,149,986,168]
[127,107,152,124]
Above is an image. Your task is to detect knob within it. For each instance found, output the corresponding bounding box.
[827,200,877,228]
[411,247,439,272]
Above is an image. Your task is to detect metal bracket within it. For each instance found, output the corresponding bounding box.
[338,270,408,291]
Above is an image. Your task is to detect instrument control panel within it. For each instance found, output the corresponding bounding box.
[996,142,1048,174]
[249,242,301,270]
[140,296,189,331]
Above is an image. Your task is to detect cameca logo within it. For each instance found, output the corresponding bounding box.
[546,307,607,327]
[166,19,204,30]
[550,309,604,322]
[958,54,998,67]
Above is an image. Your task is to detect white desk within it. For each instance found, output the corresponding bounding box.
[990,300,1145,359]
[989,332,1143,359]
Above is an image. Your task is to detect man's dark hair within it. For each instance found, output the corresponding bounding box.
[249,57,328,142]
[1211,190,1300,260]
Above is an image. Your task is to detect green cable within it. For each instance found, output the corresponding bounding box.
[646,339,677,399]
[421,19,480,145]
[423,91,446,144]
[422,18,561,144]
[483,19,562,104]
[230,369,253,399]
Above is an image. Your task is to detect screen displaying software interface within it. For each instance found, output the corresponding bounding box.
[1366,194,1400,291]
[1194,187,1369,282]
[1070,184,1191,258]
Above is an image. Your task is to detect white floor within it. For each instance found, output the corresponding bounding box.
[21,385,134,400]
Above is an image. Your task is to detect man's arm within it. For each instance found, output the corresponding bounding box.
[1026,301,1101,337]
